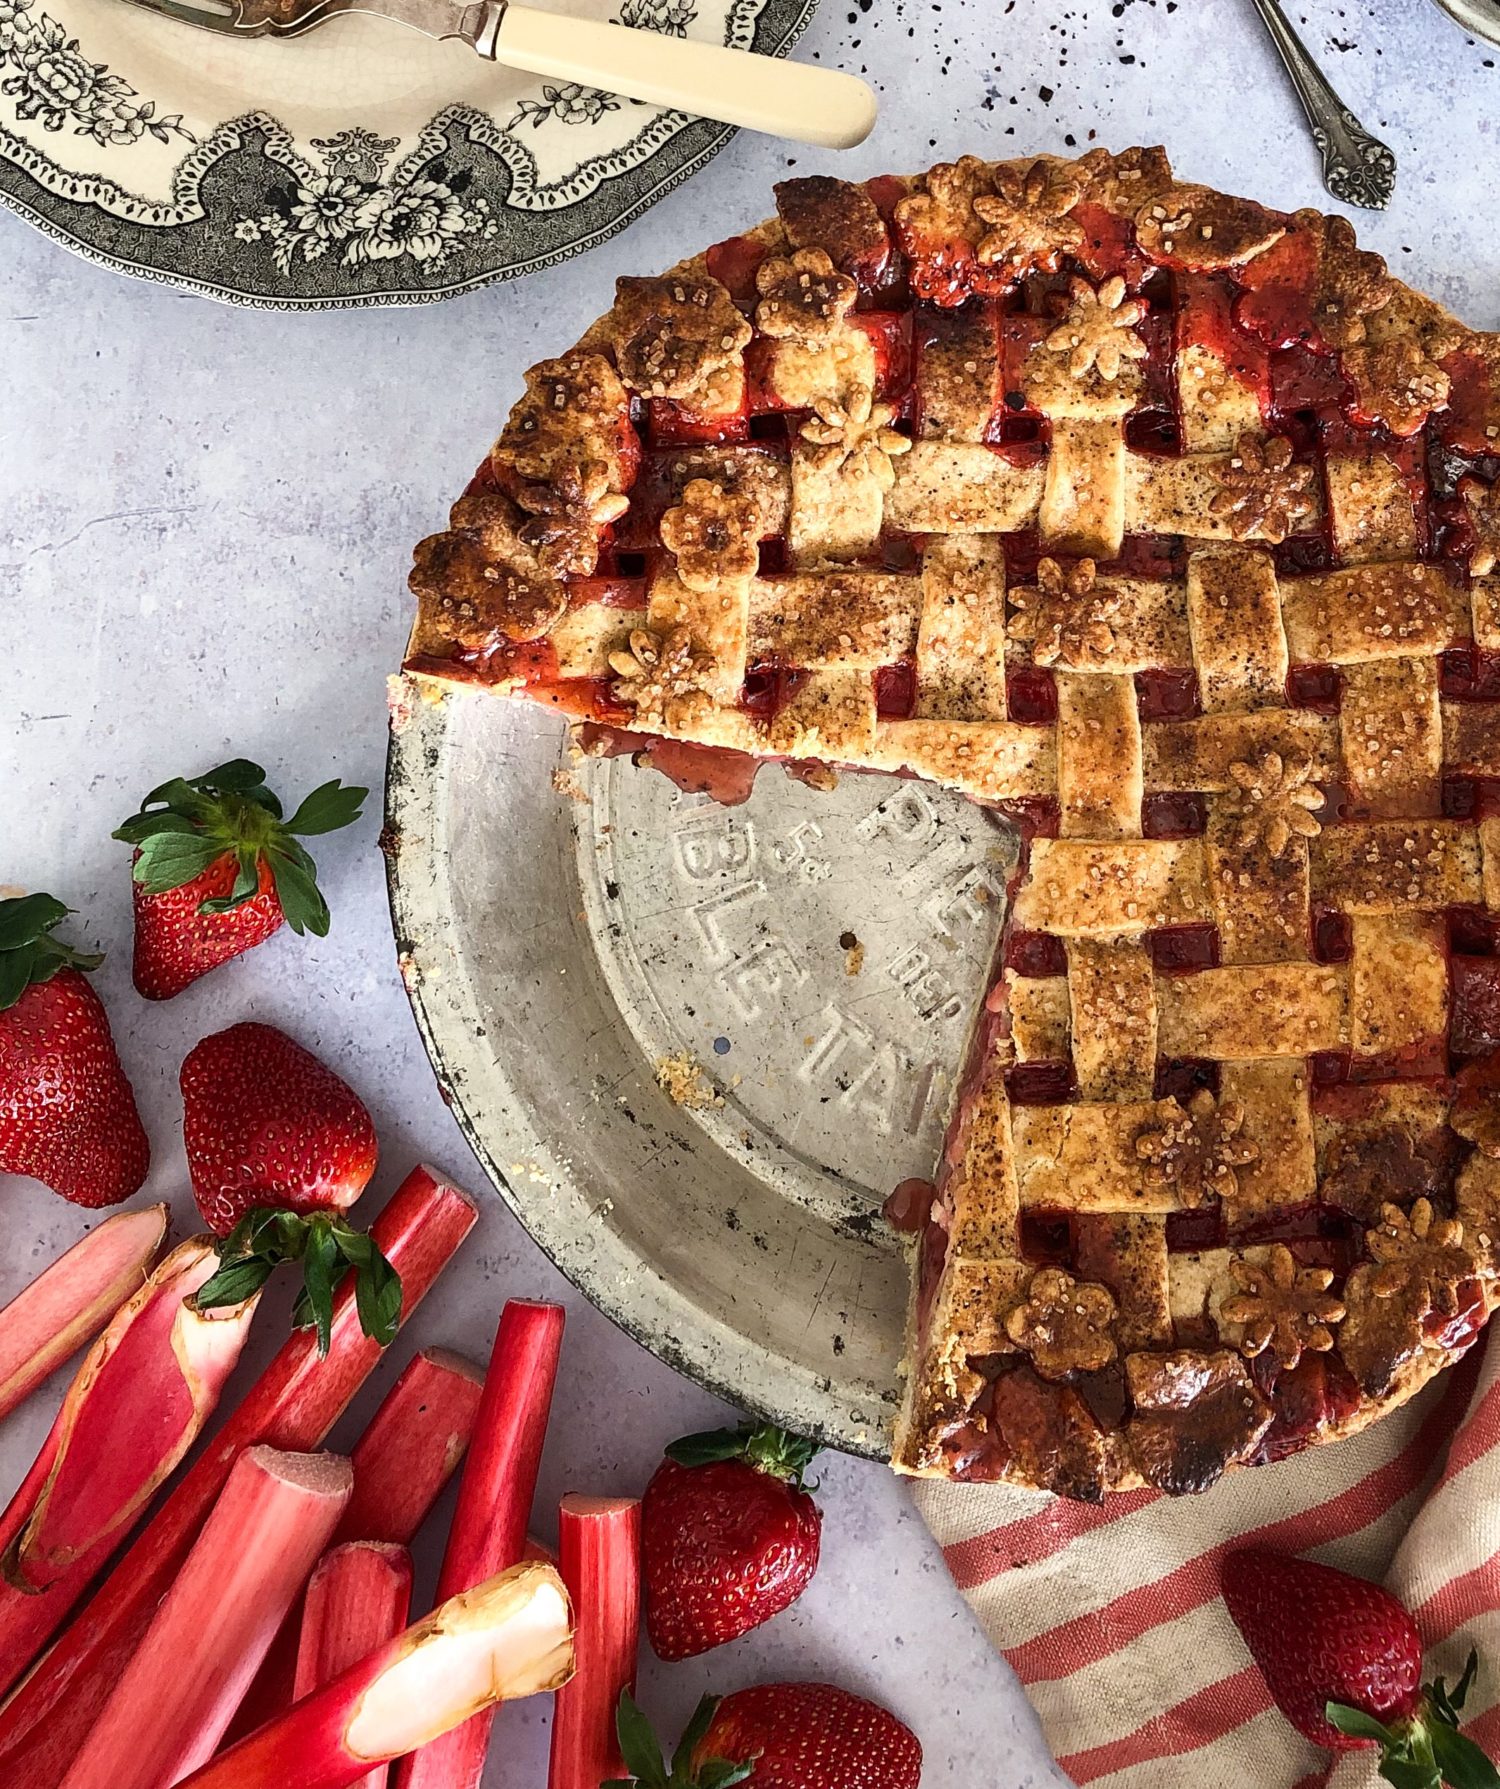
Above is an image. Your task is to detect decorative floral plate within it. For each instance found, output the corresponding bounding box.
[0,0,814,306]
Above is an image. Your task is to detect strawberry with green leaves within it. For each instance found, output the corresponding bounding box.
[0,895,149,1207]
[183,1021,397,1354]
[113,758,366,999]
[642,1424,822,1661]
[610,1685,922,1789]
[1223,1549,1500,1788]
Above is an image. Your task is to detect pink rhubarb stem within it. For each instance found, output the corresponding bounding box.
[178,1562,574,1789]
[0,1204,167,1423]
[59,1447,353,1789]
[224,1346,487,1750]
[548,1495,642,1789]
[394,1299,565,1789]
[0,1165,478,1789]
[0,1235,259,1700]
[335,1347,486,1546]
[295,1542,414,1789]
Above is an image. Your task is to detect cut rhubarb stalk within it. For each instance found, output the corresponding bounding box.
[547,1495,642,1789]
[335,1347,485,1546]
[0,1164,477,1789]
[394,1299,565,1789]
[0,1235,258,1699]
[224,1346,485,1751]
[295,1543,414,1789]
[177,1562,574,1789]
[0,1204,166,1423]
[58,1447,353,1789]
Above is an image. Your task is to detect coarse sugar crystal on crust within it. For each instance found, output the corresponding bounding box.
[405,147,1500,1499]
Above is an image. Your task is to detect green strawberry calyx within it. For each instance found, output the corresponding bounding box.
[1326,1649,1500,1789]
[192,1206,402,1357]
[112,758,367,938]
[0,894,103,1013]
[606,1691,756,1789]
[665,1423,821,1489]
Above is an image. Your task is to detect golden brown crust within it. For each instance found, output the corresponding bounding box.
[406,148,1500,1499]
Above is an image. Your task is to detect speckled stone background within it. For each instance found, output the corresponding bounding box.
[2,2,1498,1782]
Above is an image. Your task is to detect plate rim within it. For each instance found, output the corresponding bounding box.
[383,675,894,1457]
[0,0,816,310]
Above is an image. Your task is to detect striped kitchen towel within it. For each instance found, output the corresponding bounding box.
[912,1337,1500,1788]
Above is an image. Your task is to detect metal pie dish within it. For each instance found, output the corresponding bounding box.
[386,674,1018,1453]
[1429,0,1500,43]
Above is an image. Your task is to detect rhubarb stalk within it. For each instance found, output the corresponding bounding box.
[0,1203,166,1422]
[334,1347,485,1545]
[59,1447,353,1789]
[177,1562,574,1789]
[295,1543,414,1789]
[0,1164,478,1789]
[225,1349,483,1751]
[0,1235,259,1698]
[548,1495,642,1789]
[393,1299,565,1789]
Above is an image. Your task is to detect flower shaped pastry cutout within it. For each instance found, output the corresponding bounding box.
[892,156,992,258]
[1312,214,1394,350]
[754,248,857,344]
[409,528,566,647]
[1460,476,1500,578]
[799,392,911,487]
[494,352,634,488]
[1366,1198,1475,1316]
[608,625,719,729]
[1045,275,1148,380]
[1343,336,1452,438]
[658,478,763,591]
[1218,1245,1346,1371]
[1222,751,1324,857]
[1004,1267,1118,1381]
[607,274,752,402]
[513,460,629,576]
[1005,557,1121,670]
[1209,434,1318,543]
[1135,1090,1260,1208]
[972,159,1085,279]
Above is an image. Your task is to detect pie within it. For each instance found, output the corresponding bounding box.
[404,147,1500,1501]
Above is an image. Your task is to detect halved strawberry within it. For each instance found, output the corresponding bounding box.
[113,758,366,999]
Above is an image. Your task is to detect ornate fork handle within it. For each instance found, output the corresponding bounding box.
[1248,0,1396,209]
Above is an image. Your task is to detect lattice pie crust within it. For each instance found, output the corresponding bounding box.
[406,148,1500,1500]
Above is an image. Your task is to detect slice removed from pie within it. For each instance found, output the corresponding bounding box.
[406,146,1500,1499]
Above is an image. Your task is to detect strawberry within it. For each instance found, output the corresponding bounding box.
[182,1021,396,1353]
[113,758,365,999]
[642,1424,822,1661]
[0,894,149,1207]
[610,1684,921,1789]
[1223,1549,1500,1786]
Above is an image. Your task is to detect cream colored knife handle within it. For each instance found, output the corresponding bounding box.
[490,5,877,149]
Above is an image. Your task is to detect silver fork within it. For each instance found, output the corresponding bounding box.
[1248,0,1396,209]
[112,0,878,150]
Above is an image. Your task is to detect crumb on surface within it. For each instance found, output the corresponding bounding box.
[551,766,590,802]
[839,929,865,977]
[654,1049,724,1110]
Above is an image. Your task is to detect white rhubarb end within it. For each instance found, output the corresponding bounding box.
[347,1562,575,1761]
